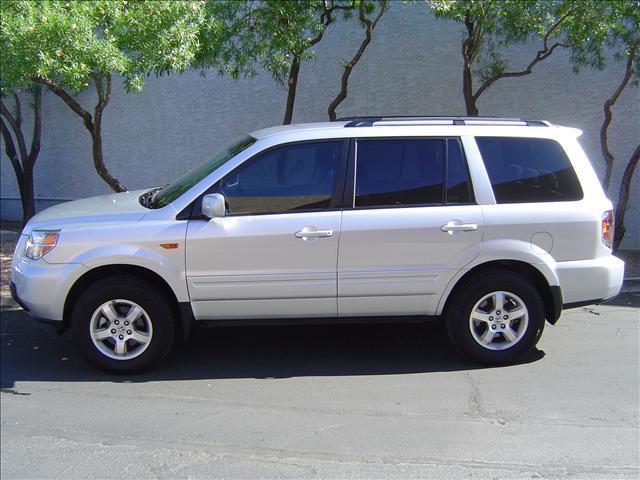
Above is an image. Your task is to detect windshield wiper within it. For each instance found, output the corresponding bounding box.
[148,184,169,208]
[139,186,165,208]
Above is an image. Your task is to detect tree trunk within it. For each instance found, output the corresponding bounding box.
[461,14,479,117]
[34,75,127,192]
[90,124,126,192]
[613,144,639,252]
[20,167,35,224]
[328,0,387,121]
[0,86,42,225]
[282,54,301,125]
[463,61,478,116]
[91,74,126,192]
[600,44,636,193]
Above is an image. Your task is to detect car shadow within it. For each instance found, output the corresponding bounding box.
[0,309,545,389]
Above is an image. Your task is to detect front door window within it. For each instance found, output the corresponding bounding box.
[220,141,343,215]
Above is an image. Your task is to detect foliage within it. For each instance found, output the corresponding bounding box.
[1,0,206,93]
[427,0,613,115]
[198,0,362,123]
[0,0,208,192]
[200,0,357,81]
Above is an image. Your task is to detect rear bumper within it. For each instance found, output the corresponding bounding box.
[555,255,625,305]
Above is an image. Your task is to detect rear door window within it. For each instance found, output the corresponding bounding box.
[476,137,583,203]
[354,138,473,208]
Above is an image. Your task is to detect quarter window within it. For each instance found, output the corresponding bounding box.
[220,141,342,215]
[476,137,583,203]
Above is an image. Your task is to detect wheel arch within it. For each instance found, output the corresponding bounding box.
[63,264,193,341]
[439,260,562,325]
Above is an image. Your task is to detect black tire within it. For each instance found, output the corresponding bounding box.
[445,271,545,365]
[70,276,175,373]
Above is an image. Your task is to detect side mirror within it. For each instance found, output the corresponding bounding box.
[201,193,226,219]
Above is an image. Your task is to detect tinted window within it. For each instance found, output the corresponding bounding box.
[355,139,445,207]
[447,139,473,203]
[220,141,342,215]
[476,137,583,203]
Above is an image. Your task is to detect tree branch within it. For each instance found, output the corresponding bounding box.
[0,96,28,161]
[472,9,573,100]
[93,73,111,127]
[0,117,24,184]
[309,0,356,48]
[308,17,332,47]
[328,0,387,120]
[462,13,483,65]
[28,86,43,164]
[473,42,564,100]
[601,42,637,192]
[31,76,94,130]
[12,92,22,128]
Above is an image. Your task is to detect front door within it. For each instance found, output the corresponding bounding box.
[337,137,483,317]
[186,140,347,320]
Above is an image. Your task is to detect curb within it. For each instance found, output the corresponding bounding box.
[621,279,640,294]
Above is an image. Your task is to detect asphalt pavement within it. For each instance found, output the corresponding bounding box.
[1,293,638,479]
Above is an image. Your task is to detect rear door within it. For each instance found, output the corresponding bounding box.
[337,138,483,317]
[186,140,348,320]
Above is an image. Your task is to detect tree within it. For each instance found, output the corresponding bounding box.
[594,1,639,250]
[428,0,608,116]
[0,87,42,224]
[1,0,206,192]
[327,0,388,120]
[429,0,638,250]
[203,0,358,125]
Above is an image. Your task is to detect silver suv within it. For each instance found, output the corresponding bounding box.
[10,117,625,372]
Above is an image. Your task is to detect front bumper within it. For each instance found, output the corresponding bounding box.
[10,280,68,332]
[9,280,30,312]
[11,257,88,322]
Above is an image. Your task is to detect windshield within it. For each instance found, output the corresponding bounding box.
[151,136,257,208]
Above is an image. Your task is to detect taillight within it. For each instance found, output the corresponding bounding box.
[601,210,614,249]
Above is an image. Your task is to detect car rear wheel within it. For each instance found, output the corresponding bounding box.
[446,271,545,365]
[71,276,174,373]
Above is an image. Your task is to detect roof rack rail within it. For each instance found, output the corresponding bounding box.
[337,116,550,127]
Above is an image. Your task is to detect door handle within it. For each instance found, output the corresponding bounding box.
[441,221,478,235]
[295,228,333,239]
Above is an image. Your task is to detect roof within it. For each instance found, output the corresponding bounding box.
[251,121,349,139]
[250,117,581,141]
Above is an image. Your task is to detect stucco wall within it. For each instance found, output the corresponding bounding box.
[1,3,639,247]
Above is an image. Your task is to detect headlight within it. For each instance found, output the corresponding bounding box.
[24,231,60,260]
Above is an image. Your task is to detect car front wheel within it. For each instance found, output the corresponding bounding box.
[71,276,175,373]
